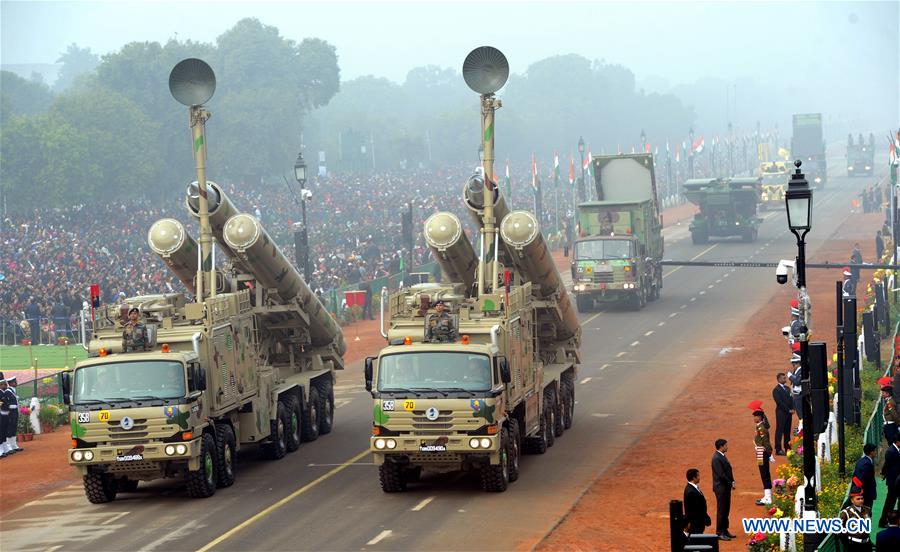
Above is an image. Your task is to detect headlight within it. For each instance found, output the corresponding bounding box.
[865,166,871,170]
[386,439,397,450]
[165,445,176,456]
[480,438,491,448]
[848,166,854,171]
[72,451,84,462]
[374,438,386,450]
[814,177,821,183]
[83,450,94,461]
[469,438,481,449]
[175,444,187,455]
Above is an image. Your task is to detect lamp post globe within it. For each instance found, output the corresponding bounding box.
[577,136,585,154]
[785,160,813,237]
[294,152,307,187]
[293,151,311,283]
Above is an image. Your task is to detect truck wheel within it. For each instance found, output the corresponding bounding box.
[544,392,556,448]
[285,396,302,452]
[379,461,407,492]
[118,478,139,492]
[507,422,521,483]
[691,231,708,245]
[187,433,217,498]
[551,387,564,437]
[562,377,575,430]
[215,424,236,488]
[262,401,288,460]
[742,228,754,243]
[523,406,550,455]
[480,427,510,492]
[576,294,592,313]
[301,387,320,442]
[83,473,117,504]
[629,290,645,311]
[317,382,335,435]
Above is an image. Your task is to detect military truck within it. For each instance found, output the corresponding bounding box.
[63,59,345,503]
[846,133,875,177]
[366,47,580,493]
[684,177,763,244]
[570,154,664,311]
[758,161,789,210]
[792,113,827,187]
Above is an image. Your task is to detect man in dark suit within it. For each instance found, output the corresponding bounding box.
[877,510,900,551]
[683,468,711,534]
[711,438,736,541]
[854,443,878,508]
[772,372,793,455]
[880,434,900,527]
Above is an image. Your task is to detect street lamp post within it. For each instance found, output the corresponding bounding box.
[785,160,818,542]
[689,126,695,179]
[293,151,310,283]
[728,122,734,176]
[578,136,586,203]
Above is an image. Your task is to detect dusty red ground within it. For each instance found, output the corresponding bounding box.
[0,201,716,515]
[539,212,885,551]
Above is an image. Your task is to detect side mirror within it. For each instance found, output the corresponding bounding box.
[364,357,375,392]
[192,364,207,392]
[499,358,511,384]
[61,372,71,405]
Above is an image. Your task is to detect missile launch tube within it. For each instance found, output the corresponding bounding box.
[186,180,244,265]
[222,214,346,356]
[424,212,477,292]
[463,171,510,231]
[148,218,199,294]
[499,210,580,341]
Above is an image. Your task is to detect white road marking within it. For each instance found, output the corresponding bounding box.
[690,297,697,302]
[335,398,353,409]
[723,273,730,278]
[411,497,435,511]
[680,304,687,309]
[616,352,627,358]
[707,284,714,289]
[715,279,722,284]
[45,547,63,552]
[630,341,640,347]
[101,512,130,526]
[699,291,706,295]
[600,364,610,370]
[307,462,375,467]
[669,312,679,318]
[644,331,654,336]
[580,377,593,384]
[366,530,393,546]
[657,321,665,327]
[591,413,613,418]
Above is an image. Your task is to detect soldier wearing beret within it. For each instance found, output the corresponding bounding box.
[884,384,900,445]
[841,477,873,550]
[753,408,773,505]
[426,300,455,343]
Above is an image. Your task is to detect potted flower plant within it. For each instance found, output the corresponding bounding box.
[17,406,33,441]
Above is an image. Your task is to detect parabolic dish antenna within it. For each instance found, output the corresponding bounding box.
[462,46,509,95]
[169,58,216,106]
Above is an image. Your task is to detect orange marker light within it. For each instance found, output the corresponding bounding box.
[161,344,170,353]
[461,335,470,345]
[98,347,108,357]
[372,426,381,436]
[486,424,499,435]
[404,336,412,345]
[71,439,78,448]
[181,431,193,441]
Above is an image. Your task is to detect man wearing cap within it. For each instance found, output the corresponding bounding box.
[880,433,900,528]
[773,373,793,455]
[884,384,900,445]
[753,409,774,505]
[425,300,455,343]
[0,377,20,457]
[788,354,803,424]
[789,300,803,342]
[841,478,873,550]
[711,438,736,541]
[122,307,149,352]
[0,377,8,457]
[843,267,856,297]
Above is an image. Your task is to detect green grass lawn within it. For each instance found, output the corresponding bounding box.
[0,345,87,371]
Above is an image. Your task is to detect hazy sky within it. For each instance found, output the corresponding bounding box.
[2,0,897,89]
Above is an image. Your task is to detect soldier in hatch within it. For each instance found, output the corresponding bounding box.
[426,300,455,343]
[122,308,150,352]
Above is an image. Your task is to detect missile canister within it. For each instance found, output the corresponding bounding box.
[186,180,244,264]
[500,210,580,341]
[424,212,477,291]
[222,213,346,355]
[463,171,510,231]
[148,218,198,293]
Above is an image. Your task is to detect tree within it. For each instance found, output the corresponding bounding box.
[0,70,54,125]
[54,44,100,92]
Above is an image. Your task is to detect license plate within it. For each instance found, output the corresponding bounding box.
[419,445,447,452]
[116,454,144,462]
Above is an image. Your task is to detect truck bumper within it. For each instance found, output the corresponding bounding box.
[370,435,500,470]
[574,285,638,301]
[67,438,201,476]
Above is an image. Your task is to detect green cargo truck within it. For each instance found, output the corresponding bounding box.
[792,113,827,188]
[571,154,663,311]
[846,134,875,177]
[683,177,762,244]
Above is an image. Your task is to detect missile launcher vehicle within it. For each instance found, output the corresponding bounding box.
[684,177,763,244]
[63,59,344,503]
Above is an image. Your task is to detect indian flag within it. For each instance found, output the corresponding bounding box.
[692,135,705,154]
[531,153,538,190]
[569,155,575,186]
[553,152,560,181]
[505,159,510,191]
[583,146,592,180]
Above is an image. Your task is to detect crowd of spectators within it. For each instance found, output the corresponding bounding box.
[1,164,572,344]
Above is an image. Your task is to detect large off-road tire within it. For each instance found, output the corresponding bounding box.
[561,377,575,430]
[575,294,592,313]
[629,289,646,311]
[691,230,708,245]
[186,433,217,498]
[317,382,335,435]
[742,228,754,243]
[480,427,510,492]
[262,401,288,460]
[507,422,521,483]
[551,387,564,438]
[117,478,139,492]
[301,387,321,442]
[285,395,302,452]
[83,473,117,504]
[544,392,556,448]
[379,461,407,493]
[523,407,550,455]
[215,424,236,488]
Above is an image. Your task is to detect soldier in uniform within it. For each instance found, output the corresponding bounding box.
[883,383,900,445]
[753,409,774,505]
[425,300,455,343]
[0,377,20,457]
[122,307,150,352]
[841,478,874,550]
[788,353,803,423]
[843,267,856,297]
[0,377,8,457]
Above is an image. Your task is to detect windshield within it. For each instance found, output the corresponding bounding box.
[575,239,633,260]
[73,360,186,403]
[377,352,492,392]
